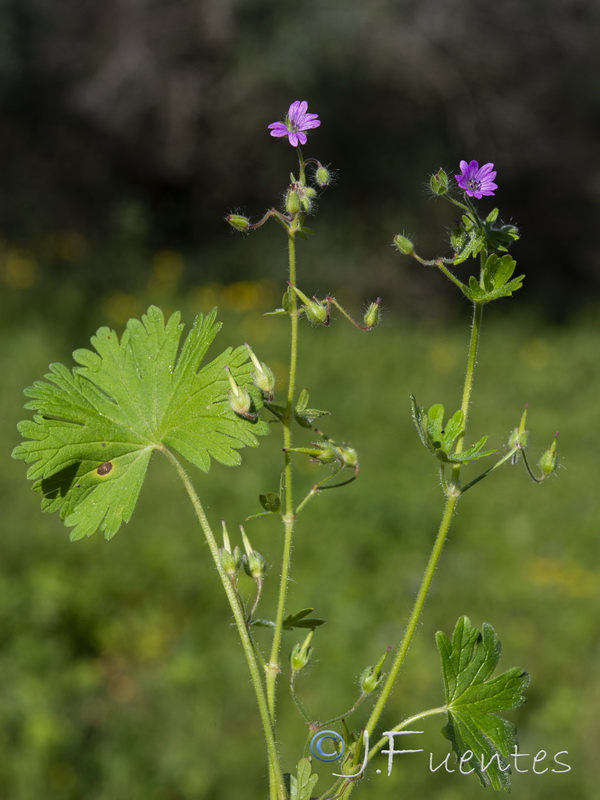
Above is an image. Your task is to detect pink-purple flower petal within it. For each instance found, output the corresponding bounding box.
[455,159,498,198]
[267,100,321,147]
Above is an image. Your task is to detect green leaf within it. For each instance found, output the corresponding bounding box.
[283,608,327,631]
[436,617,530,791]
[295,388,331,429]
[290,757,319,800]
[12,306,269,540]
[251,608,327,631]
[410,396,495,464]
[450,435,496,464]
[259,491,281,513]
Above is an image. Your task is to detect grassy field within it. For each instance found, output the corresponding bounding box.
[1,302,598,799]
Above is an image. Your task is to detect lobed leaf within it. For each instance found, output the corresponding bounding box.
[290,758,319,800]
[436,616,530,791]
[13,306,269,540]
[410,396,494,464]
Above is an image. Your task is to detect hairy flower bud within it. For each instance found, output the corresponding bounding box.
[539,433,559,476]
[285,188,301,215]
[363,298,382,329]
[315,165,331,187]
[240,527,266,580]
[225,214,250,232]
[508,406,529,451]
[290,632,313,672]
[292,285,329,325]
[304,299,328,325]
[220,521,242,576]
[360,648,390,693]
[300,186,317,213]
[225,366,256,420]
[450,222,467,254]
[245,343,276,401]
[393,234,415,255]
[430,169,449,195]
[336,444,358,470]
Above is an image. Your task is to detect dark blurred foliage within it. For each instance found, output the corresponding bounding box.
[1,0,599,327]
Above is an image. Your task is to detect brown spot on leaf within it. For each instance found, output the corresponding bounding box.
[97,461,113,476]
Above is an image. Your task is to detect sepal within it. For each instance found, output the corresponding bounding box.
[360,648,390,694]
[240,527,266,580]
[539,433,559,476]
[430,168,449,195]
[290,631,313,672]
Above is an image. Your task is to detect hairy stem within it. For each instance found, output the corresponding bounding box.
[163,448,285,799]
[340,298,484,800]
[266,229,299,738]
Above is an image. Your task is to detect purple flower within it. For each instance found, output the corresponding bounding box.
[268,100,321,147]
[455,160,498,199]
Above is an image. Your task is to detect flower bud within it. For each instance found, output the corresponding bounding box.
[245,343,276,401]
[291,285,329,325]
[290,632,313,672]
[363,298,382,329]
[450,222,467,254]
[508,406,529,450]
[225,214,250,232]
[336,444,358,470]
[285,188,301,215]
[315,165,331,187]
[300,186,317,213]
[393,234,414,255]
[304,300,328,325]
[220,521,242,576]
[285,441,338,465]
[430,169,449,195]
[539,433,558,476]
[240,527,266,580]
[225,366,256,420]
[360,648,390,694]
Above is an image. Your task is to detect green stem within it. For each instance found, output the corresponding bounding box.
[520,448,546,483]
[454,301,484,464]
[363,492,459,736]
[266,230,299,729]
[460,447,518,494]
[163,448,285,799]
[434,260,469,294]
[367,706,447,760]
[290,673,313,725]
[340,298,485,800]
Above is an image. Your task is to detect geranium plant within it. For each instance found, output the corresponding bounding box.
[13,100,558,800]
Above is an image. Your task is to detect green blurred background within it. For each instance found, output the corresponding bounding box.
[1,1,599,798]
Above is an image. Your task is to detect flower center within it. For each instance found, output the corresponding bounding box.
[467,178,481,192]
